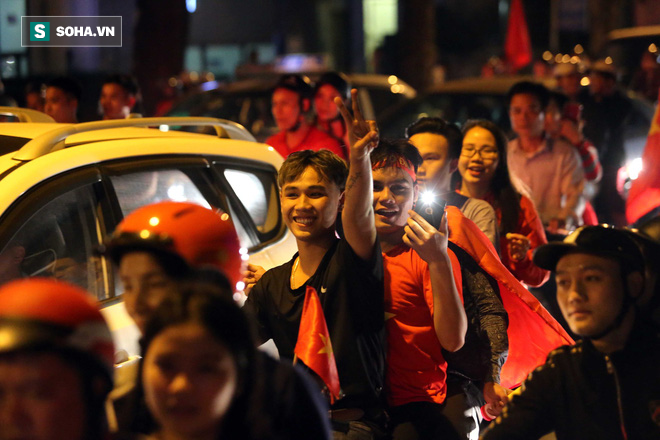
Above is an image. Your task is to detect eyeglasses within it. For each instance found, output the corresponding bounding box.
[460,147,498,160]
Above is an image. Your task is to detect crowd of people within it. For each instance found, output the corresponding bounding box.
[3,73,141,123]
[0,69,659,440]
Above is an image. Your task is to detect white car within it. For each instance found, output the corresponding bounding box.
[0,108,296,359]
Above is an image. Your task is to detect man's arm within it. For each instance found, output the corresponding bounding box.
[480,359,559,440]
[558,145,586,225]
[407,210,467,352]
[336,89,379,261]
[242,277,272,346]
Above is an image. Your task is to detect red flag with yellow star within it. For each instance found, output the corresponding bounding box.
[294,285,341,402]
[627,88,660,223]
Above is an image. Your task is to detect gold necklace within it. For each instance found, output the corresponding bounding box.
[290,256,300,287]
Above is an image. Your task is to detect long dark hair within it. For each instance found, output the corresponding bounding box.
[138,281,269,439]
[457,119,521,235]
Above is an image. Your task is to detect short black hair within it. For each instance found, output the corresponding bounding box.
[278,149,348,192]
[548,91,569,110]
[370,137,423,173]
[405,117,463,159]
[102,73,139,96]
[506,81,550,109]
[46,76,82,102]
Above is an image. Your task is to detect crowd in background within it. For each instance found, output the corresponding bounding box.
[0,66,659,440]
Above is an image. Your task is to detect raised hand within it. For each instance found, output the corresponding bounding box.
[505,232,531,262]
[335,89,379,159]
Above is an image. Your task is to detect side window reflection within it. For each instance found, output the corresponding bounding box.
[0,185,106,300]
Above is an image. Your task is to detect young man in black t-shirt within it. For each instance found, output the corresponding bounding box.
[244,90,388,437]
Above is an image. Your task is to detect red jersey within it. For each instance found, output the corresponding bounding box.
[266,125,347,160]
[383,244,462,407]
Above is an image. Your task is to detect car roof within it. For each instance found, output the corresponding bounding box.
[193,72,417,98]
[424,75,557,95]
[0,116,283,197]
[607,25,660,41]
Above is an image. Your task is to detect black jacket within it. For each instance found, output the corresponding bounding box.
[481,318,660,439]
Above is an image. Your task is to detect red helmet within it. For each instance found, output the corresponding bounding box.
[107,201,243,290]
[0,278,114,380]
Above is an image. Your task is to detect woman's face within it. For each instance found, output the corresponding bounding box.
[458,126,500,190]
[313,84,341,122]
[143,322,238,439]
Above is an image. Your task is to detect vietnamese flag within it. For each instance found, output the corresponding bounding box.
[505,0,532,72]
[626,88,660,224]
[294,286,341,402]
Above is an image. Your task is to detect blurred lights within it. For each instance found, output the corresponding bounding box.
[159,125,169,132]
[149,216,160,227]
[391,84,402,94]
[574,44,584,54]
[650,43,658,53]
[542,51,553,61]
[605,57,613,64]
[221,213,229,221]
[167,184,186,201]
[139,230,150,239]
[580,77,590,86]
[388,75,398,85]
[186,0,196,13]
[168,77,178,88]
[562,54,571,63]
[235,281,245,291]
[627,158,643,180]
[555,53,563,63]
[239,247,248,255]
[420,191,436,205]
[570,56,580,64]
[241,254,249,261]
[189,71,199,82]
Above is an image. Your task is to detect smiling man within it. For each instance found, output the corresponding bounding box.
[481,225,660,440]
[245,90,388,438]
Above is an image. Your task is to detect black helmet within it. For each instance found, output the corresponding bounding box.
[314,72,350,100]
[273,74,312,99]
[533,225,645,275]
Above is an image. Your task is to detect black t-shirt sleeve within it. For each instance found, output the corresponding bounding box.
[243,276,273,346]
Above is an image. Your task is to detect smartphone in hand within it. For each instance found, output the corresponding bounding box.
[413,197,447,229]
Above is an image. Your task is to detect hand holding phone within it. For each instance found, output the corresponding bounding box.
[413,197,447,229]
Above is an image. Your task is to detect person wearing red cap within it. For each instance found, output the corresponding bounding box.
[482,225,660,439]
[104,201,331,439]
[266,74,346,160]
[0,277,115,440]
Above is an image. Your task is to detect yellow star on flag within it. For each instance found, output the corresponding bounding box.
[384,311,396,321]
[318,333,333,355]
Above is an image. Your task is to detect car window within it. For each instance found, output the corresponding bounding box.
[110,169,212,216]
[107,166,254,252]
[223,168,280,235]
[0,184,107,300]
